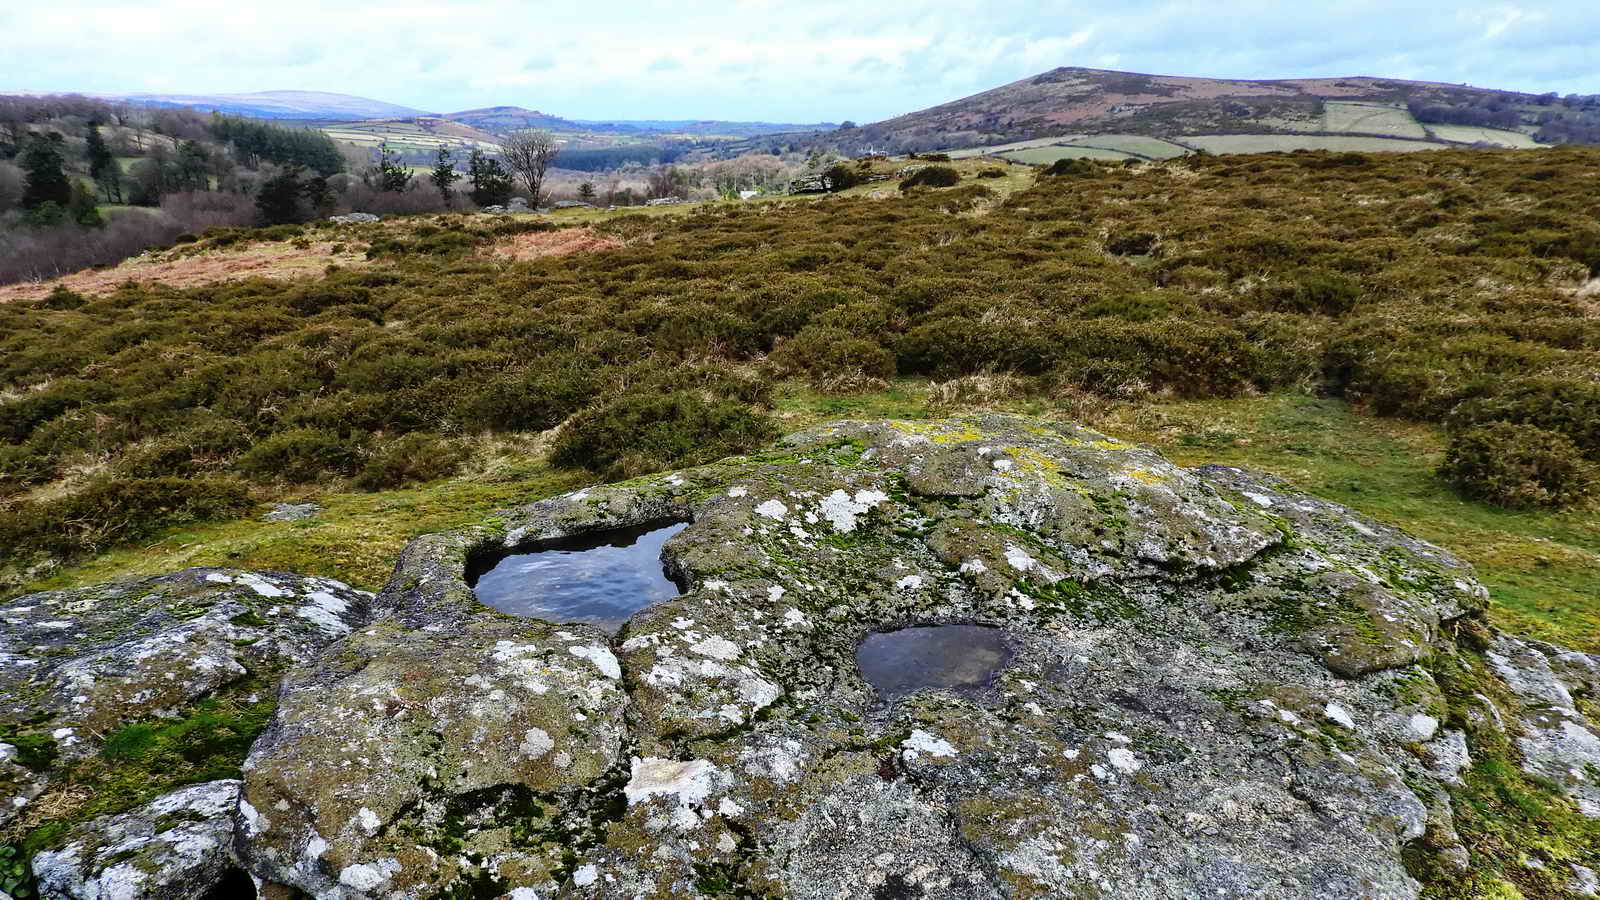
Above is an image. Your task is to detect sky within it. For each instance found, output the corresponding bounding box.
[3,1,1597,123]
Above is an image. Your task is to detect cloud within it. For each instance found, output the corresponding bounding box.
[2,0,1594,123]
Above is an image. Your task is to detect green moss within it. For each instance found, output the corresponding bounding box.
[1406,643,1600,898]
[12,680,276,852]
[0,731,58,772]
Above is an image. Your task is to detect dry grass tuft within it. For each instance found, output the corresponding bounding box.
[489,227,623,261]
[0,240,368,303]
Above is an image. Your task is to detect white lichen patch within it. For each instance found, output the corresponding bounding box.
[625,757,720,806]
[901,729,958,760]
[569,645,621,680]
[755,500,789,520]
[1107,748,1142,774]
[816,488,889,532]
[520,727,554,759]
[339,858,402,890]
[690,636,742,661]
[1004,545,1036,572]
[1324,702,1357,729]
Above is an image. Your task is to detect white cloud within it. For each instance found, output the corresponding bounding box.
[3,0,1594,122]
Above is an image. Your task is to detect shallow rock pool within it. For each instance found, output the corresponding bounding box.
[468,520,688,633]
[855,624,1012,699]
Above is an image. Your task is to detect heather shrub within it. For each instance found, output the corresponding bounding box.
[354,433,468,490]
[1441,422,1596,508]
[769,326,897,387]
[1450,377,1600,458]
[0,476,254,561]
[237,428,365,483]
[551,392,777,481]
[461,366,604,432]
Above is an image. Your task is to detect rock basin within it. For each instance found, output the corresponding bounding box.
[468,519,688,633]
[856,624,1012,700]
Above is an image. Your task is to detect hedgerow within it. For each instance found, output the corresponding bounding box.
[3,146,1599,568]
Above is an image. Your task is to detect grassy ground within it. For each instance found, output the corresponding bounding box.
[1002,146,1138,164]
[1322,101,1429,138]
[1425,123,1544,148]
[17,384,1594,655]
[1184,134,1446,154]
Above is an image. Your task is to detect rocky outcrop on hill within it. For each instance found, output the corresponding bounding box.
[9,416,1599,898]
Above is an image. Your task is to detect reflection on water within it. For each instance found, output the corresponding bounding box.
[468,520,688,634]
[855,624,1012,699]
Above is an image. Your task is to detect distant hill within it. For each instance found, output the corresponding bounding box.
[55,90,433,120]
[442,106,586,134]
[819,67,1600,158]
[568,118,837,138]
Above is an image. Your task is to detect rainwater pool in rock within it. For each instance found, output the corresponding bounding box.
[856,625,1012,699]
[469,521,688,633]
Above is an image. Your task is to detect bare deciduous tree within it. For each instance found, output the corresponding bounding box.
[501,130,559,207]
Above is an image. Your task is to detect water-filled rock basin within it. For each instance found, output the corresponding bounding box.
[855,624,1012,699]
[468,520,688,633]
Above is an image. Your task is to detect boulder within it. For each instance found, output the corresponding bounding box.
[0,568,373,828]
[327,213,379,224]
[8,416,1598,899]
[31,780,245,900]
[225,414,1593,899]
[236,615,629,897]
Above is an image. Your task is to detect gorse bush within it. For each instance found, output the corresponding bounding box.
[899,166,960,190]
[1440,422,1596,508]
[2,147,1599,565]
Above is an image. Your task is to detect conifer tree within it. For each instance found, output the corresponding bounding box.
[467,149,513,207]
[430,146,459,205]
[256,167,306,225]
[85,124,113,182]
[19,135,71,209]
[68,180,103,228]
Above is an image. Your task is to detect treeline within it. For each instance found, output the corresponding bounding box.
[1408,91,1600,145]
[207,115,344,176]
[556,143,693,172]
[1408,100,1524,131]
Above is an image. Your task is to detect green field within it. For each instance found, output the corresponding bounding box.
[321,121,501,153]
[1000,145,1139,164]
[1065,134,1191,159]
[1184,134,1445,154]
[1425,123,1544,148]
[1322,101,1428,138]
[945,136,1087,159]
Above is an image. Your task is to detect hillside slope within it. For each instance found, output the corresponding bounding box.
[831,67,1599,155]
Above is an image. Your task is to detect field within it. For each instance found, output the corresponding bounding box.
[320,119,502,153]
[3,146,1599,659]
[1000,145,1138,163]
[1426,123,1545,148]
[1184,133,1445,154]
[1322,100,1429,137]
[952,134,1190,163]
[945,136,1088,159]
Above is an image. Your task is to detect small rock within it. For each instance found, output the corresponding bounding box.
[31,780,242,900]
[262,502,323,523]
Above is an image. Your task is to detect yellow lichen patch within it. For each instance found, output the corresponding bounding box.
[1125,468,1167,485]
[887,420,986,443]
